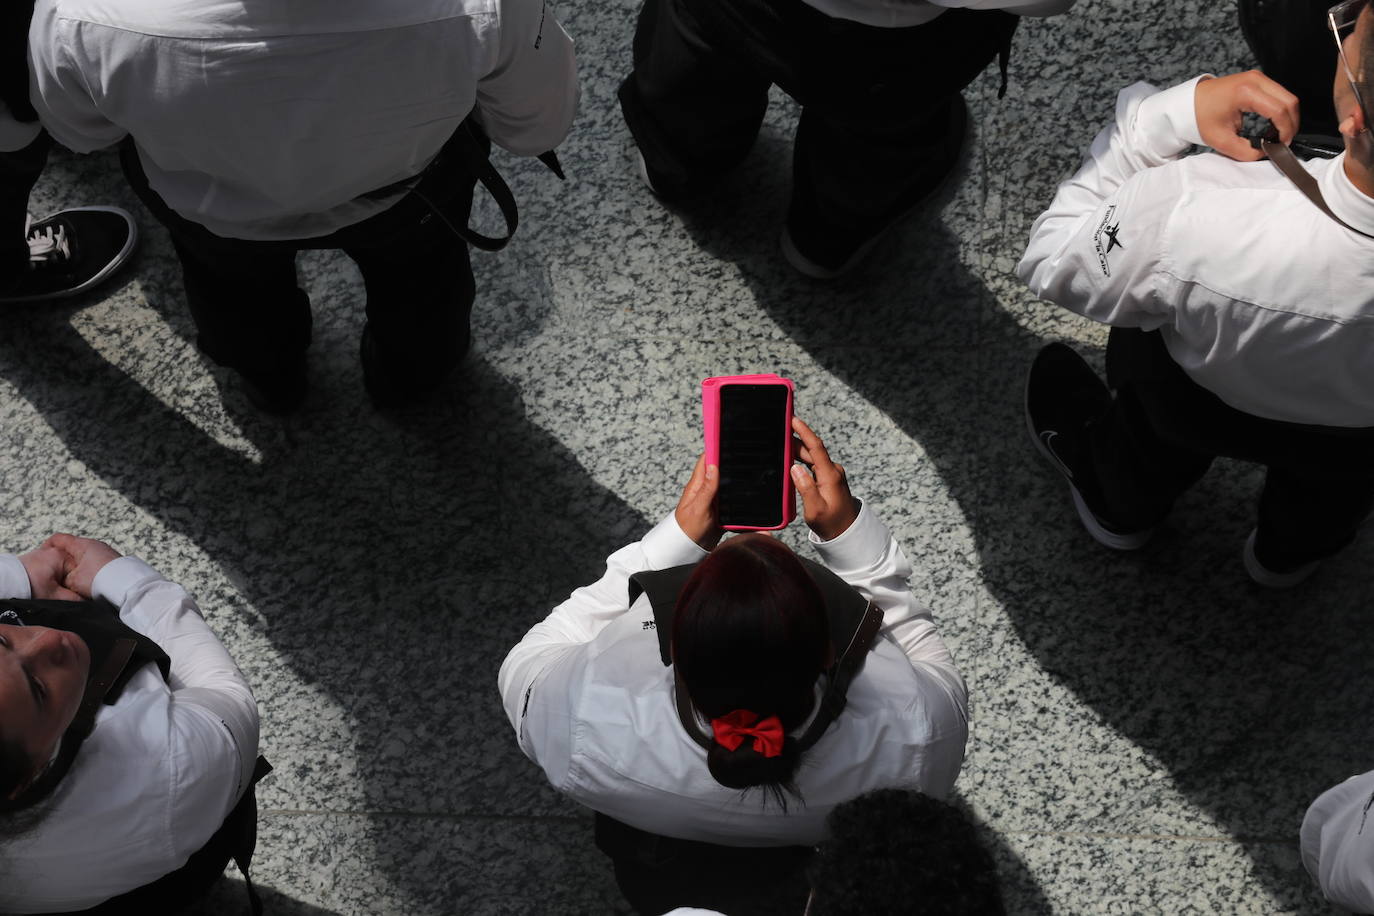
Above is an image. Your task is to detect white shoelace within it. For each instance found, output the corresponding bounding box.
[25,214,72,265]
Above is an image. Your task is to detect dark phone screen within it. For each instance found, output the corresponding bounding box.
[718,384,789,528]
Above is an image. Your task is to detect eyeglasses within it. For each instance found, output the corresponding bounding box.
[1330,0,1372,129]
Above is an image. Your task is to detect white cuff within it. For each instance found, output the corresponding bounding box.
[1136,75,1210,153]
[808,499,887,572]
[91,556,163,607]
[642,513,711,570]
[0,555,32,600]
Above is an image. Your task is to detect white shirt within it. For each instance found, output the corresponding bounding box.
[498,502,968,847]
[0,554,259,914]
[15,0,578,240]
[1302,768,1374,913]
[802,0,1073,33]
[1018,77,1374,428]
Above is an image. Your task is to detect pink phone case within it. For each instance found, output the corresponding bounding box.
[702,374,796,531]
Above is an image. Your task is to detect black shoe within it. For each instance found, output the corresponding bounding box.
[1024,343,1154,550]
[238,362,308,415]
[360,324,464,408]
[0,207,137,303]
[780,96,968,280]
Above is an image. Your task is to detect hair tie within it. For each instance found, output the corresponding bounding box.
[711,709,784,758]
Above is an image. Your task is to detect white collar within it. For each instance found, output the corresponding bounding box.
[1318,151,1374,238]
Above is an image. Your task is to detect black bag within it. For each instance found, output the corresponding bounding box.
[1238,0,1343,153]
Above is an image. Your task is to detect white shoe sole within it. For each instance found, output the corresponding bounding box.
[1242,529,1319,587]
[5,205,139,303]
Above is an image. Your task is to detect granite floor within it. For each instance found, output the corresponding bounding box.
[6,0,1372,913]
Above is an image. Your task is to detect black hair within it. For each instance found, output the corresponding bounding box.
[0,710,96,845]
[807,790,1006,916]
[0,2,38,123]
[671,535,829,808]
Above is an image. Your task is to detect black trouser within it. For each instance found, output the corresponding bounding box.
[618,0,1015,251]
[119,137,478,391]
[1090,327,1374,570]
[594,813,811,916]
[0,131,51,285]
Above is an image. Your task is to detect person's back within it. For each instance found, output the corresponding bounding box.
[31,0,577,239]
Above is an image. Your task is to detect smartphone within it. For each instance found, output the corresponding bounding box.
[702,375,796,531]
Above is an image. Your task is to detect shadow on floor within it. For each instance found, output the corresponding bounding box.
[663,118,1366,913]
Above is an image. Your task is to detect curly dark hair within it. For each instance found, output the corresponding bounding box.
[806,789,1005,916]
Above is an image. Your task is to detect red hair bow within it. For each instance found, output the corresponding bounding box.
[711,710,785,758]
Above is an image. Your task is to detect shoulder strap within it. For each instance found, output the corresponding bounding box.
[628,564,698,666]
[1262,139,1374,239]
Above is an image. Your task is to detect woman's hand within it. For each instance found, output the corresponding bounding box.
[790,417,859,542]
[18,545,82,600]
[43,534,122,600]
[675,454,723,550]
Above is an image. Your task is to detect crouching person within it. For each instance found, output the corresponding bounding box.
[0,534,265,914]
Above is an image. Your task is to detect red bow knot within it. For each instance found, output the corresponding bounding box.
[711,710,785,758]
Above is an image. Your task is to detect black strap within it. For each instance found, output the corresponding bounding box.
[364,117,520,252]
[1261,138,1374,240]
[234,756,274,916]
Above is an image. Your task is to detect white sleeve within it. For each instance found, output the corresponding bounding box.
[92,558,260,814]
[0,554,33,599]
[1016,78,1208,329]
[1301,769,1374,912]
[477,0,579,156]
[498,513,707,751]
[27,11,128,153]
[809,501,965,704]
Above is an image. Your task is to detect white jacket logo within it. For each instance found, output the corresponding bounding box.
[1093,205,1124,277]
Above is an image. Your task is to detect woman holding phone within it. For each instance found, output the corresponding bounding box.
[499,418,968,915]
[0,534,261,914]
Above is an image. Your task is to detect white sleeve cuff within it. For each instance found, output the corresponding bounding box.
[0,555,32,599]
[91,556,163,608]
[808,499,887,572]
[1134,75,1210,153]
[641,513,711,570]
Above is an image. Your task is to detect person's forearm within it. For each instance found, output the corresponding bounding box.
[0,554,32,599]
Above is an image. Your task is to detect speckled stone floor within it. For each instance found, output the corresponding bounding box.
[6,0,1372,913]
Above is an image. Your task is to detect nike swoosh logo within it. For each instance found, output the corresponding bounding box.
[1039,430,1075,480]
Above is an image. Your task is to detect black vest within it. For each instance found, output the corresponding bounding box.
[628,557,884,754]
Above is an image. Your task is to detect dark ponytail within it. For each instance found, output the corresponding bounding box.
[672,535,830,808]
[1,2,39,123]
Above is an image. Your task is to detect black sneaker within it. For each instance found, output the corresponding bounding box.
[0,207,138,303]
[780,96,968,280]
[1024,343,1154,550]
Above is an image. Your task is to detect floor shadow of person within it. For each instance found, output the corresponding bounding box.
[0,283,640,912]
[655,120,1367,913]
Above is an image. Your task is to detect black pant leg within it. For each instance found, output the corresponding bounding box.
[119,142,311,377]
[1255,467,1374,570]
[336,159,479,391]
[618,0,772,193]
[0,131,51,284]
[1085,384,1215,531]
[787,9,1015,251]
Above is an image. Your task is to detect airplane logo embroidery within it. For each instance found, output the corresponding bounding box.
[1102,223,1124,254]
[1093,205,1122,277]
